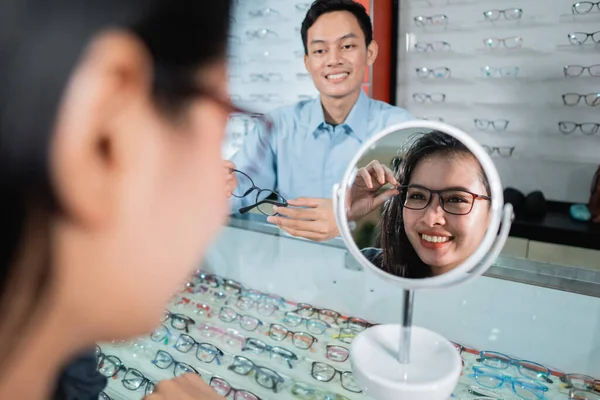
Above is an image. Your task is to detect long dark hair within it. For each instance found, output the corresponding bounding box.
[375,130,491,279]
[0,0,231,366]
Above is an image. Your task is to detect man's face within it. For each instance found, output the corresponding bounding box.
[304,11,377,100]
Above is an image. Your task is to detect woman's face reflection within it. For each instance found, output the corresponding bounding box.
[402,153,490,275]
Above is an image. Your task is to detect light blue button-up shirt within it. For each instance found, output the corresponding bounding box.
[230,91,415,209]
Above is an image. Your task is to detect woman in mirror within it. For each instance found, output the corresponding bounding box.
[1,0,233,398]
[349,130,491,278]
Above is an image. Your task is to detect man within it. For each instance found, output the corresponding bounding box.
[225,0,414,241]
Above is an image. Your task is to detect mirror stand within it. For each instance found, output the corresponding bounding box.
[398,289,414,364]
[350,318,462,400]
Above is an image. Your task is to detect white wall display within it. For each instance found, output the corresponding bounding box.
[223,0,321,159]
[397,0,600,203]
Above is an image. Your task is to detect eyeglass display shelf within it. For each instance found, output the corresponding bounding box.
[402,51,476,60]
[402,0,551,11]
[98,269,600,400]
[471,48,546,58]
[556,44,600,53]
[404,77,474,86]
[559,12,600,24]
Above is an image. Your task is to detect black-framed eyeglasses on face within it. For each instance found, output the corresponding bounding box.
[231,169,288,216]
[398,185,491,216]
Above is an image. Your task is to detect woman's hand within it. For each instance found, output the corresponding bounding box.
[347,160,399,221]
[144,373,225,400]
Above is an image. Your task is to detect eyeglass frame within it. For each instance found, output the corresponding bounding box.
[268,323,318,349]
[558,121,600,135]
[96,347,156,394]
[483,8,523,20]
[477,350,553,384]
[163,310,196,333]
[242,337,299,369]
[230,168,288,216]
[564,64,600,77]
[560,373,599,391]
[293,303,340,324]
[282,311,331,334]
[469,365,549,397]
[235,295,279,316]
[416,67,451,79]
[413,14,448,26]
[562,92,600,106]
[152,349,200,377]
[483,37,524,49]
[325,344,350,362]
[228,355,284,393]
[474,119,509,131]
[397,184,491,216]
[572,1,600,14]
[173,333,224,365]
[483,145,515,157]
[310,361,362,393]
[568,31,600,45]
[414,41,451,52]
[219,306,264,331]
[413,93,446,103]
[209,376,262,400]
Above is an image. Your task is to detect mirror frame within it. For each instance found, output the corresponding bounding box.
[333,120,506,290]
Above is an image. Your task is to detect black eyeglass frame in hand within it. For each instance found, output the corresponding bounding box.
[230,169,288,216]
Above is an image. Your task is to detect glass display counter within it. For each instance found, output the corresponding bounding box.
[98,215,600,400]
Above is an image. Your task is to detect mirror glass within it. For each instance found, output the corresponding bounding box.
[343,127,493,279]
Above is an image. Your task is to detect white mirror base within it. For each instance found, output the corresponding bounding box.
[350,325,462,400]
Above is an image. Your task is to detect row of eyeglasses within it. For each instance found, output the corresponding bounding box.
[150,318,362,392]
[453,344,599,399]
[412,8,524,26]
[414,65,600,79]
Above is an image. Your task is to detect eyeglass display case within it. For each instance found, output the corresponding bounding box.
[99,215,600,400]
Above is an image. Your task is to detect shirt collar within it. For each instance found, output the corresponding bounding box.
[308,90,370,142]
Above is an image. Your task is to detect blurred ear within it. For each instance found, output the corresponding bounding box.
[50,29,152,228]
[367,40,378,66]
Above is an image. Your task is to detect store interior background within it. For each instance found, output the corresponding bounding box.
[227,0,599,204]
[216,0,600,377]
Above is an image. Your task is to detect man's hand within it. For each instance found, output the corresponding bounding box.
[267,197,339,242]
[144,373,225,400]
[224,160,238,198]
[348,160,399,221]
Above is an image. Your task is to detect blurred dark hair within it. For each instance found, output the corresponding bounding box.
[300,0,373,55]
[0,0,231,363]
[375,130,491,278]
